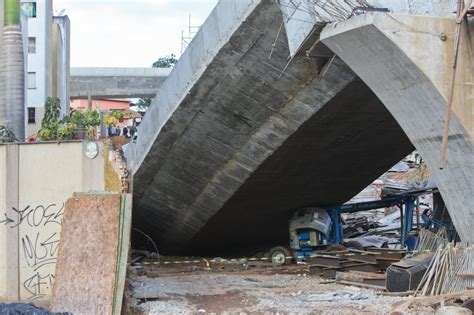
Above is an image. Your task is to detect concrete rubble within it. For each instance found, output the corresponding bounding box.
[126,266,406,314]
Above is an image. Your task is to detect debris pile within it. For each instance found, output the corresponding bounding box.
[416,243,474,296]
[340,156,435,249]
[308,248,405,278]
[390,290,474,314]
[412,228,449,253]
[110,144,130,193]
[343,216,382,238]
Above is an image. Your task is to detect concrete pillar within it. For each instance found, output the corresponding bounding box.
[321,13,474,242]
[4,144,19,301]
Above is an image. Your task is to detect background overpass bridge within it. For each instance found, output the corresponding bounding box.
[126,0,473,255]
[70,67,170,99]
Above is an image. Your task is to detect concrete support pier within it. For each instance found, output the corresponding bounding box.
[321,13,474,242]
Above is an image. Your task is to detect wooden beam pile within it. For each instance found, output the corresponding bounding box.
[415,243,474,296]
[335,270,386,290]
[308,248,405,278]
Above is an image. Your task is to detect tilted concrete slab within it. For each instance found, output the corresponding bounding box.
[70,67,170,99]
[320,13,474,242]
[279,0,457,58]
[128,0,472,255]
[127,0,418,254]
[189,79,414,255]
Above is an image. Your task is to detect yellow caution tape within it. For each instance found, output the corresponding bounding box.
[132,249,406,266]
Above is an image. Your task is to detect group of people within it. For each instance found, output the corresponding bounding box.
[108,125,137,139]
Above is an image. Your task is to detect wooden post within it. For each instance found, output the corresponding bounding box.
[439,0,470,169]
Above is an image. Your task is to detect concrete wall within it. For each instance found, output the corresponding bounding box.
[0,141,105,304]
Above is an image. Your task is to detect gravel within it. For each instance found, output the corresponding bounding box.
[127,267,409,314]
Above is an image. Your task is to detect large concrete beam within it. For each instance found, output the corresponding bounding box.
[279,0,456,57]
[321,14,474,242]
[128,0,471,255]
[128,0,415,255]
[70,67,170,99]
[189,78,414,255]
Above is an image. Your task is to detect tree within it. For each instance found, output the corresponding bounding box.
[137,54,178,111]
[136,98,151,110]
[0,0,25,141]
[152,54,178,68]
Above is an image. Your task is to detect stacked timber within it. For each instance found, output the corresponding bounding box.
[308,248,405,278]
[335,270,386,290]
[415,243,474,296]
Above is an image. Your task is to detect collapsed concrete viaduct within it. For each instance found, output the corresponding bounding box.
[126,0,473,255]
[70,67,170,99]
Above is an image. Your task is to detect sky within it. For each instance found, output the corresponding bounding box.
[53,0,218,68]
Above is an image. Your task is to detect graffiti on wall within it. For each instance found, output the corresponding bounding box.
[1,203,64,301]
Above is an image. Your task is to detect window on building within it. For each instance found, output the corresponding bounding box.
[21,2,37,18]
[27,72,36,89]
[28,37,36,54]
[28,107,36,123]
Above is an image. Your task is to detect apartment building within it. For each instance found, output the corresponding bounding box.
[20,0,70,136]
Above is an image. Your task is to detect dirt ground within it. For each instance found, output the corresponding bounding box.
[125,261,411,315]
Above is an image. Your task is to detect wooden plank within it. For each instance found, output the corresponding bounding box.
[379,290,414,297]
[456,0,474,23]
[338,280,386,290]
[336,271,385,284]
[336,271,366,283]
[51,194,121,315]
[322,268,337,278]
[348,270,386,279]
[391,290,474,313]
[112,194,132,315]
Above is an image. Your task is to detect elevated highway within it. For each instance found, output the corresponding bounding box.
[126,0,473,255]
[70,67,170,99]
